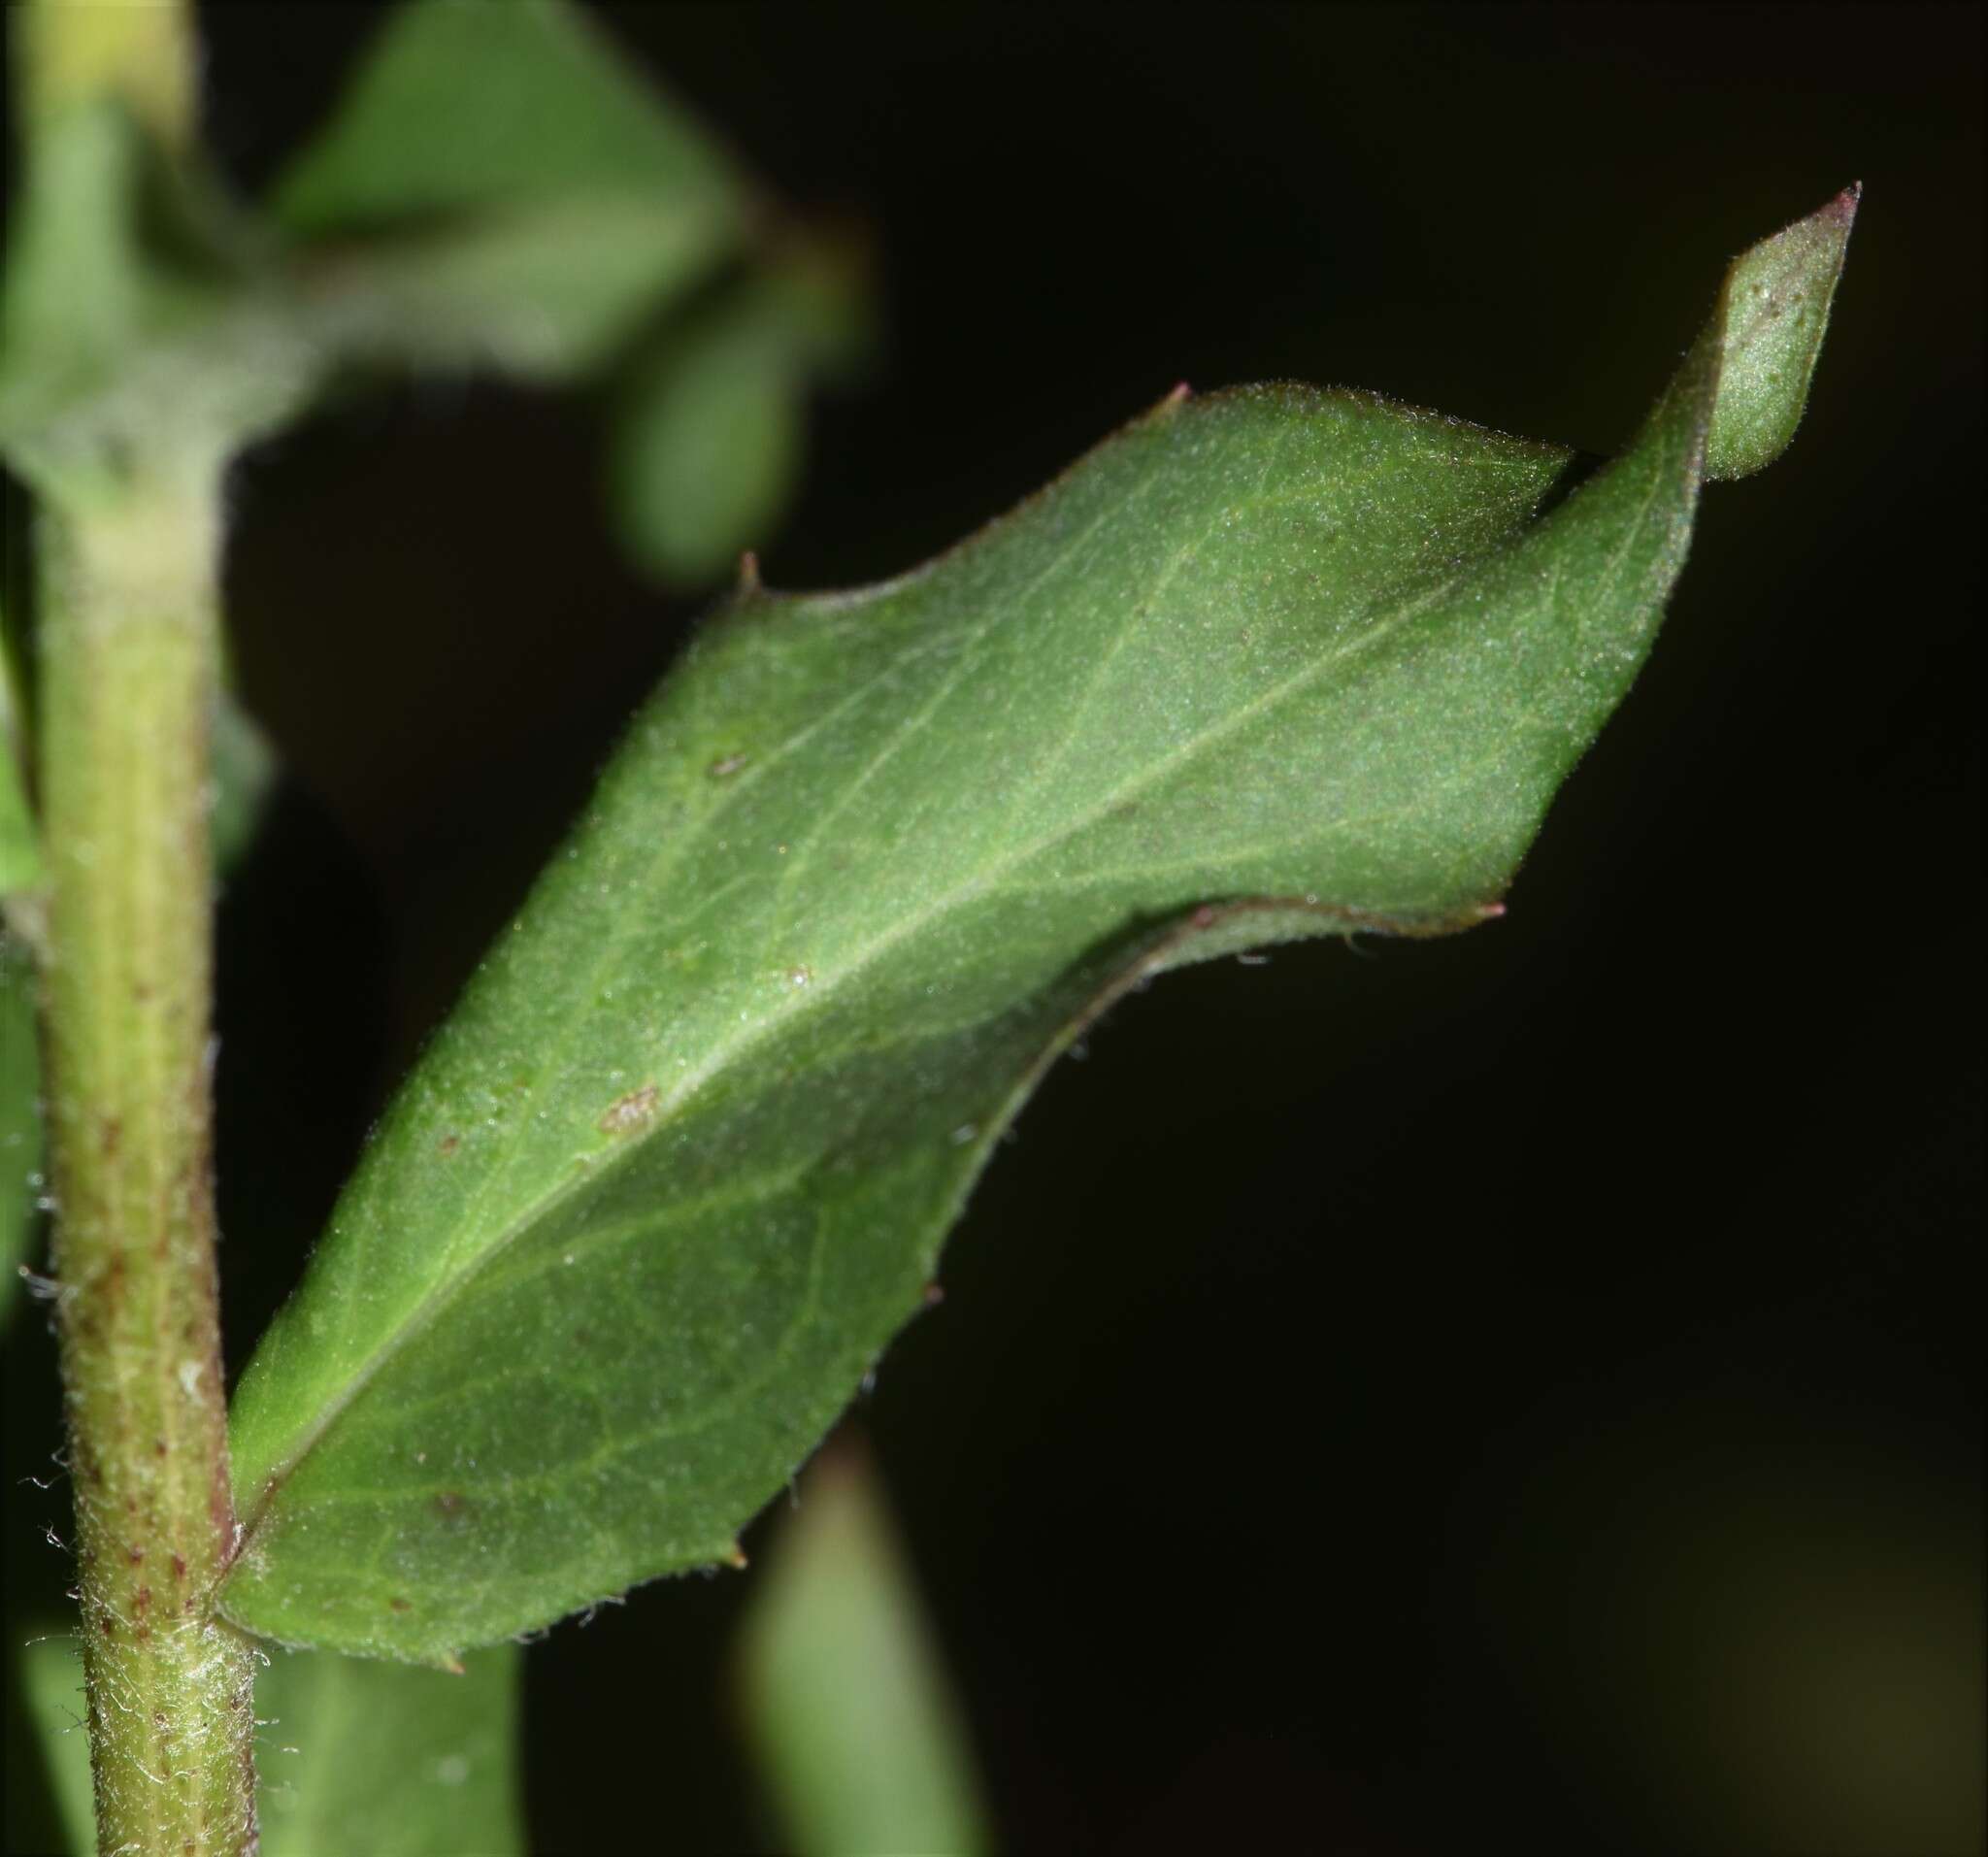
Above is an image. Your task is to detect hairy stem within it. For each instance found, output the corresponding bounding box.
[17,5,259,1854]
[38,455,256,1855]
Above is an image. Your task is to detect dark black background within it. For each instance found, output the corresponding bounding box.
[5,6,1980,1854]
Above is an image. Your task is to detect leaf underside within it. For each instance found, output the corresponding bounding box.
[220,194,1854,1664]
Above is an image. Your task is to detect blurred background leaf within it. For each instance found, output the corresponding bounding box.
[0,661,38,895]
[254,1644,523,1856]
[272,0,745,233]
[17,1629,521,1857]
[15,1631,91,1857]
[0,935,42,1338]
[738,1437,988,1857]
[265,0,751,385]
[608,225,877,585]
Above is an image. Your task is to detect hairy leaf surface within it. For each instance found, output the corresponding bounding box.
[221,196,1854,1663]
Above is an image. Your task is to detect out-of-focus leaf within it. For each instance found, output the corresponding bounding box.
[273,0,741,231]
[220,195,1854,1666]
[267,0,749,383]
[212,696,279,882]
[0,665,37,893]
[18,1630,521,1857]
[17,1633,93,1857]
[1,935,44,1333]
[0,483,36,891]
[739,1441,988,1857]
[255,1644,522,1856]
[0,779,37,893]
[609,232,878,585]
[0,0,753,477]
[609,303,805,585]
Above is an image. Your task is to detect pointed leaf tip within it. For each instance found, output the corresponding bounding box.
[1705,187,1858,481]
[219,200,1848,1663]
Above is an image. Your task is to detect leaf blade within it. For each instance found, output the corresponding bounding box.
[266,0,749,386]
[255,1645,522,1856]
[272,0,743,233]
[738,1442,989,1857]
[221,196,1852,1663]
[1,937,43,1333]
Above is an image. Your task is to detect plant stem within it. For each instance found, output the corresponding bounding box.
[17,0,199,157]
[18,6,257,1853]
[38,453,256,1856]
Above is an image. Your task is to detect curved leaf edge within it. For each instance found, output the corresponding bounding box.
[216,189,1855,1664]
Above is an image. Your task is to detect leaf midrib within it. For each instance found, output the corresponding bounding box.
[234,441,1617,1547]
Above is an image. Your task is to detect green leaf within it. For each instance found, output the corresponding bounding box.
[1706,184,1859,480]
[274,0,740,231]
[739,1441,988,1857]
[212,696,279,882]
[16,1634,92,1857]
[221,194,1854,1665]
[0,775,38,893]
[256,1644,522,1856]
[17,1629,520,1857]
[0,0,751,478]
[608,294,806,586]
[1,935,44,1333]
[267,0,749,382]
[1,656,39,891]
[609,233,878,585]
